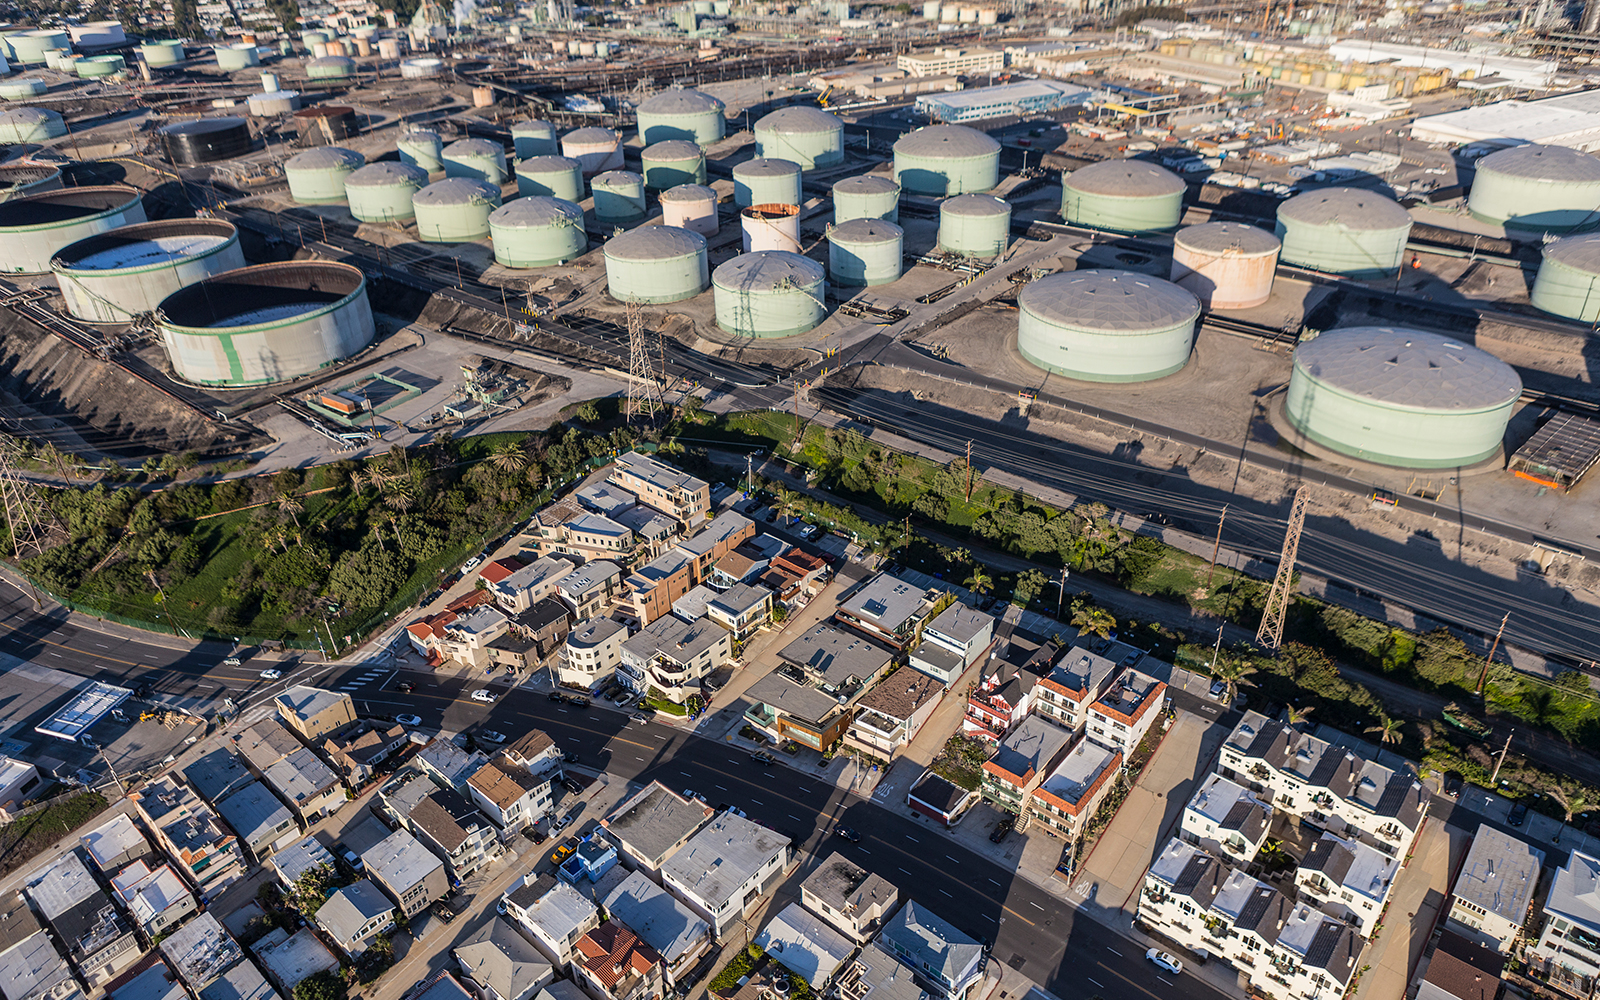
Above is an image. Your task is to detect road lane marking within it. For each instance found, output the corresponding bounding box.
[905,836,917,842]
[859,848,870,854]
[1094,962,1165,1000]
[947,855,959,862]
[1107,948,1121,957]
[94,643,107,648]
[751,799,762,805]
[1087,980,1103,990]
[900,868,911,874]
[1029,902,1043,910]
[989,879,1001,885]
[715,785,727,791]
[940,890,951,897]
[1001,906,1036,927]
[789,814,803,821]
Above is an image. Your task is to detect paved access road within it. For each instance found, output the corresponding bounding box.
[323,662,1228,1000]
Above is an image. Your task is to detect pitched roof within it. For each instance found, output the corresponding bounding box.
[574,923,660,989]
[480,558,526,586]
[469,757,546,809]
[603,870,710,964]
[318,881,393,944]
[453,918,553,1000]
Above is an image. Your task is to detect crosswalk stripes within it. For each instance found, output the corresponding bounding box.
[339,670,386,692]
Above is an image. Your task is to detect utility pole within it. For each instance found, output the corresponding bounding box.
[624,300,663,424]
[1476,612,1511,695]
[1256,485,1310,651]
[746,452,754,493]
[793,381,803,443]
[1204,504,1229,592]
[1490,729,1515,785]
[966,440,974,501]
[1209,622,1225,671]
[1057,567,1070,617]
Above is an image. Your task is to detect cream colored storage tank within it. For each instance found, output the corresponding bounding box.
[0,186,146,273]
[516,155,585,201]
[833,174,900,225]
[1275,187,1412,280]
[413,177,501,242]
[660,183,719,235]
[489,196,587,267]
[732,157,803,208]
[938,193,1010,257]
[592,170,647,227]
[398,129,444,173]
[285,146,364,204]
[443,138,508,184]
[713,250,827,338]
[1061,159,1186,234]
[511,119,558,158]
[828,218,903,287]
[753,106,844,171]
[344,161,429,223]
[741,203,801,252]
[561,126,623,177]
[1017,269,1201,382]
[1469,143,1600,233]
[1170,222,1280,309]
[641,139,707,191]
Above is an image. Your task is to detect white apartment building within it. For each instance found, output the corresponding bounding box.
[560,617,628,691]
[1031,646,1122,734]
[1086,667,1166,754]
[1446,825,1543,955]
[1291,833,1398,935]
[619,614,732,703]
[1180,773,1273,865]
[1529,849,1600,995]
[661,812,791,939]
[896,47,1004,77]
[907,602,994,685]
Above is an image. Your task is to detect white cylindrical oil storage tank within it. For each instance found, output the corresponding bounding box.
[43,49,72,72]
[512,119,558,158]
[1275,187,1412,280]
[733,157,802,208]
[753,106,844,171]
[940,5,958,19]
[311,41,328,58]
[1530,233,1600,321]
[75,55,124,77]
[345,161,428,223]
[713,251,827,338]
[489,196,587,267]
[1061,159,1186,234]
[156,261,375,387]
[217,43,260,70]
[1468,143,1600,233]
[979,7,997,22]
[307,56,355,79]
[69,21,126,46]
[938,193,1010,257]
[741,203,801,252]
[413,177,501,242]
[561,126,623,177]
[828,218,903,287]
[300,29,331,47]
[833,174,899,224]
[604,226,709,303]
[285,146,364,204]
[0,79,47,100]
[0,164,61,200]
[1171,222,1279,309]
[923,0,940,17]
[636,87,726,146]
[660,183,718,235]
[1017,269,1201,383]
[378,38,400,58]
[247,90,300,115]
[592,170,647,227]
[894,125,1000,196]
[641,139,706,191]
[261,70,280,92]
[516,155,584,200]
[400,57,442,78]
[399,129,445,174]
[442,137,507,184]
[1285,327,1522,468]
[0,186,146,273]
[0,106,62,141]
[11,30,69,63]
[139,39,185,66]
[51,218,245,324]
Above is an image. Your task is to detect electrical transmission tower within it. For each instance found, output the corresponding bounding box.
[625,300,664,423]
[1255,484,1310,651]
[0,436,47,610]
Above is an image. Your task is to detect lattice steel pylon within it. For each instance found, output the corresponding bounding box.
[1255,484,1311,651]
[0,436,47,610]
[624,300,664,423]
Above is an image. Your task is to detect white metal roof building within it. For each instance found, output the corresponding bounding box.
[34,681,131,742]
[661,812,792,937]
[755,902,855,987]
[916,80,1092,123]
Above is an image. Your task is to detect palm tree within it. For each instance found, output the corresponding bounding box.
[1551,785,1597,831]
[1365,715,1404,745]
[1286,704,1316,727]
[774,486,798,525]
[965,568,993,596]
[277,494,303,528]
[490,441,527,474]
[385,487,415,514]
[1071,605,1117,640]
[1211,655,1257,705]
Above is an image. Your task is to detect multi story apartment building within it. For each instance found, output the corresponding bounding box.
[619,615,733,703]
[609,452,710,521]
[844,669,943,762]
[1180,773,1273,865]
[896,46,1004,76]
[132,775,245,894]
[25,852,142,990]
[406,606,512,671]
[1085,668,1166,754]
[1030,646,1123,734]
[834,575,933,650]
[531,498,637,564]
[627,512,754,625]
[502,874,600,969]
[1528,849,1600,995]
[963,639,1055,743]
[557,562,624,620]
[468,756,554,836]
[660,813,791,939]
[1291,833,1398,935]
[602,783,714,883]
[979,715,1074,816]
[275,686,356,741]
[560,618,629,692]
[799,853,898,944]
[876,903,984,1000]
[263,747,346,825]
[1022,733,1121,840]
[363,828,449,919]
[1445,825,1543,955]
[490,557,575,614]
[908,602,995,685]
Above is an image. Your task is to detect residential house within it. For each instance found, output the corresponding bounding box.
[182,749,257,808]
[609,452,710,520]
[575,482,638,518]
[572,923,663,1000]
[558,838,619,885]
[214,783,299,862]
[535,983,589,1000]
[1447,825,1544,955]
[131,775,245,894]
[832,943,928,1000]
[233,721,303,774]
[615,507,681,563]
[1529,849,1600,995]
[660,812,791,939]
[798,853,897,943]
[0,894,76,1000]
[1085,668,1166,754]
[417,742,491,794]
[274,687,356,742]
[454,919,555,1000]
[502,874,600,968]
[876,902,983,1000]
[322,721,410,784]
[979,715,1075,816]
[705,541,775,592]
[531,499,637,564]
[511,598,574,663]
[468,756,554,837]
[408,973,477,1000]
[1030,646,1122,735]
[743,674,853,752]
[761,550,829,606]
[620,614,733,703]
[777,623,894,707]
[908,602,995,685]
[602,783,714,882]
[561,618,628,692]
[159,913,242,990]
[488,631,542,677]
[834,575,933,649]
[1023,732,1121,840]
[406,606,513,671]
[1180,774,1274,864]
[706,584,773,642]
[1417,932,1505,1000]
[363,828,450,918]
[263,748,345,825]
[963,637,1056,743]
[626,512,755,625]
[110,861,198,937]
[504,732,560,777]
[1293,833,1398,934]
[907,772,977,827]
[80,814,151,875]
[603,871,712,988]
[1135,838,1229,950]
[271,837,336,892]
[1273,901,1367,1000]
[478,558,525,592]
[409,789,500,880]
[844,669,943,762]
[111,962,183,1000]
[196,957,281,1000]
[557,562,625,620]
[0,756,42,813]
[251,927,340,995]
[316,881,396,957]
[491,557,576,614]
[755,903,853,987]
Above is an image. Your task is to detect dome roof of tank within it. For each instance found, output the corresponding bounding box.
[733,157,802,177]
[756,106,843,133]
[491,196,584,228]
[0,107,58,125]
[643,139,704,159]
[413,177,500,205]
[714,249,826,288]
[564,126,619,144]
[308,55,354,67]
[345,161,429,187]
[445,137,502,156]
[1020,270,1200,332]
[517,155,582,173]
[287,146,363,170]
[592,169,643,189]
[1293,326,1521,410]
[637,88,726,115]
[1277,187,1411,230]
[1065,159,1186,197]
[829,218,903,243]
[1541,231,1600,273]
[604,225,707,259]
[511,119,555,134]
[1477,143,1600,182]
[400,127,440,140]
[659,183,717,203]
[941,193,1008,217]
[894,125,1001,158]
[1176,221,1281,255]
[834,175,900,194]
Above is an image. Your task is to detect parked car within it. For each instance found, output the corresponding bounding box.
[563,753,581,764]
[1509,802,1528,827]
[835,825,860,842]
[549,691,566,703]
[750,751,777,766]
[396,681,417,693]
[552,813,572,832]
[612,690,633,706]
[495,898,508,916]
[464,556,484,572]
[683,789,706,803]
[568,697,590,710]
[470,690,496,703]
[259,669,282,680]
[339,847,364,871]
[800,524,820,540]
[396,714,422,727]
[480,730,507,744]
[1209,679,1228,701]
[550,843,576,865]
[724,806,748,819]
[561,777,583,794]
[989,816,1014,843]
[222,656,243,667]
[632,712,653,723]
[1146,950,1182,975]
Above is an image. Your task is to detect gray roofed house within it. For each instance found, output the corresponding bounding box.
[196,959,281,1000]
[745,673,845,725]
[410,788,498,880]
[25,851,141,992]
[80,814,150,874]
[271,837,337,889]
[1143,838,1229,911]
[835,574,933,648]
[981,715,1074,812]
[574,482,637,516]
[234,721,303,773]
[503,874,600,967]
[1181,773,1273,864]
[316,881,396,957]
[111,963,186,1000]
[532,983,589,1000]
[250,927,340,994]
[603,870,712,981]
[1293,834,1397,934]
[452,917,555,1000]
[910,602,996,684]
[800,853,898,943]
[877,902,984,1000]
[0,894,74,1000]
[160,913,243,989]
[408,972,477,1000]
[603,782,714,878]
[1528,850,1600,988]
[778,624,895,696]
[1275,903,1364,990]
[660,812,792,937]
[756,903,855,987]
[417,741,492,793]
[131,775,245,894]
[363,828,448,918]
[214,781,299,862]
[832,942,927,1000]
[1448,825,1544,954]
[262,748,344,824]
[184,749,256,806]
[706,582,773,641]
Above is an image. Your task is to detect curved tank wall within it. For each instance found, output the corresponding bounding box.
[635,88,726,146]
[442,138,508,184]
[604,225,709,303]
[489,196,587,267]
[893,125,1001,196]
[52,218,245,323]
[712,250,828,338]
[0,79,48,101]
[0,164,62,200]
[732,157,802,209]
[660,183,719,235]
[217,43,260,70]
[641,140,707,191]
[938,193,1010,256]
[1171,222,1280,309]
[248,90,301,116]
[307,56,355,79]
[398,129,444,173]
[75,55,124,77]
[828,218,903,287]
[511,119,558,158]
[139,39,185,65]
[741,203,800,253]
[1061,160,1186,234]
[156,261,375,387]
[1275,187,1412,280]
[833,174,900,224]
[1468,144,1600,233]
[285,146,364,204]
[161,117,251,164]
[0,186,146,273]
[1531,233,1600,321]
[413,177,501,242]
[344,161,428,223]
[561,126,623,177]
[592,170,648,226]
[516,155,585,201]
[1285,327,1522,468]
[1017,269,1201,382]
[0,106,64,142]
[753,106,844,171]
[12,30,69,63]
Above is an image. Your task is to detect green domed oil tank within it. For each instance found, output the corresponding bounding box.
[641,140,707,191]
[636,87,726,146]
[732,157,802,208]
[511,119,558,158]
[399,129,444,174]
[1061,159,1186,234]
[592,170,647,227]
[1285,327,1521,468]
[1018,270,1200,383]
[443,137,508,184]
[489,196,587,267]
[893,125,1000,196]
[754,106,844,171]
[1469,143,1600,233]
[285,146,364,204]
[344,161,429,223]
[0,106,65,142]
[11,30,69,63]
[413,177,501,243]
[1531,232,1600,321]
[712,250,828,338]
[0,79,48,101]
[307,55,355,79]
[604,225,710,303]
[74,54,125,77]
[138,39,185,66]
[833,174,900,224]
[1275,187,1412,280]
[938,193,1010,257]
[516,155,585,201]
[828,218,903,287]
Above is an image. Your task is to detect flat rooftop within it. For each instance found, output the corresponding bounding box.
[35,680,131,741]
[1454,826,1545,925]
[1036,736,1119,808]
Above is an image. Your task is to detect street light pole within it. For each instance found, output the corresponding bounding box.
[1057,567,1070,617]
